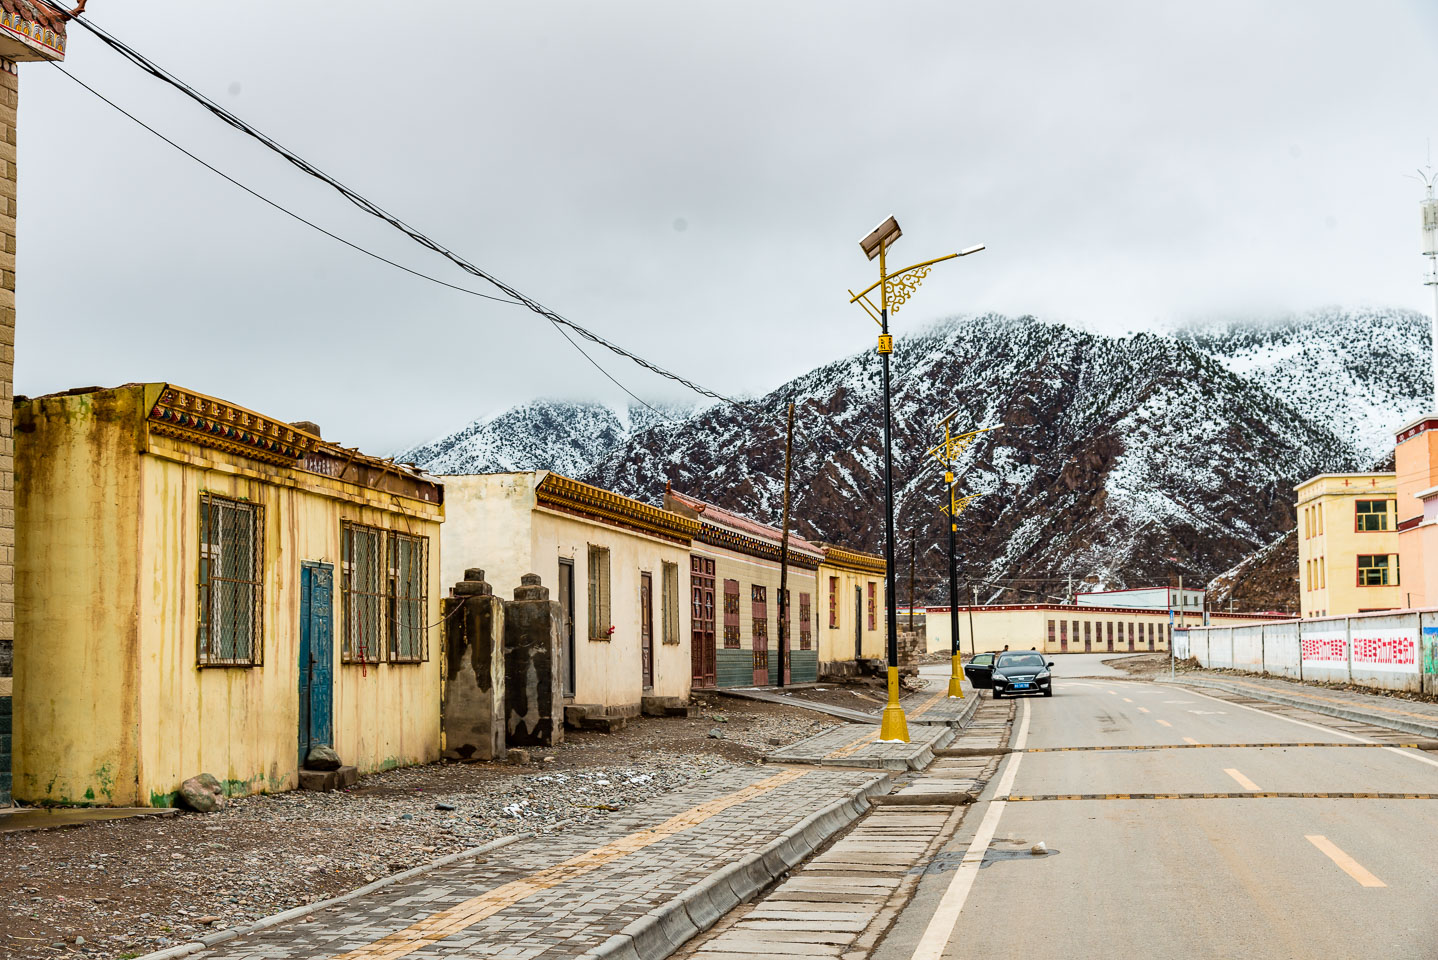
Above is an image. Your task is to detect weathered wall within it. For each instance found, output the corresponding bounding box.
[16,385,444,806]
[503,574,563,747]
[816,563,884,664]
[441,571,505,761]
[14,388,146,805]
[439,473,538,598]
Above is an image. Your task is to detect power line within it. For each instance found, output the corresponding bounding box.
[49,63,680,423]
[63,11,741,407]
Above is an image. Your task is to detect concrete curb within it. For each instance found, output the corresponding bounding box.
[1167,676,1438,740]
[583,771,892,960]
[126,833,527,960]
[714,687,878,723]
[908,689,983,727]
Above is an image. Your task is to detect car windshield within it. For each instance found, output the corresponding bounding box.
[996,653,1045,669]
[971,654,993,665]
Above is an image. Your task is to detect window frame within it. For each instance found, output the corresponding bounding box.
[387,530,430,663]
[196,492,265,668]
[722,578,741,649]
[661,560,681,645]
[1354,500,1390,532]
[342,521,387,665]
[1357,554,1397,588]
[587,544,613,640]
[828,576,839,629]
[799,592,812,650]
[866,582,877,631]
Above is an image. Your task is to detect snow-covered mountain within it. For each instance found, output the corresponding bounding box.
[397,400,694,476]
[1178,307,1431,464]
[400,308,1424,605]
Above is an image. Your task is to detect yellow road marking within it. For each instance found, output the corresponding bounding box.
[1122,697,1134,703]
[1107,690,1119,696]
[909,690,948,718]
[825,725,882,759]
[1155,719,1172,727]
[1183,737,1200,745]
[330,769,809,959]
[1137,707,1150,714]
[1224,768,1261,792]
[1306,835,1386,888]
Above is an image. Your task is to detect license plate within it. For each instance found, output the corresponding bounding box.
[1012,683,1030,689]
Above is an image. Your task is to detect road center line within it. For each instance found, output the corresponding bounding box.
[1137,707,1150,713]
[1155,719,1172,727]
[1183,737,1200,744]
[909,699,1030,960]
[1182,687,1438,771]
[1122,697,1134,703]
[1306,835,1386,887]
[1224,768,1261,791]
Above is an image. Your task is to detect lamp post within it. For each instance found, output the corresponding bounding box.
[926,415,994,698]
[849,217,984,742]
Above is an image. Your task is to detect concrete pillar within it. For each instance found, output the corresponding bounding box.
[441,568,505,761]
[504,573,564,748]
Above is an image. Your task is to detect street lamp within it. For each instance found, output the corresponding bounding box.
[848,217,984,743]
[926,415,995,698]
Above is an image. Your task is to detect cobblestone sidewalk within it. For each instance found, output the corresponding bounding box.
[159,766,886,960]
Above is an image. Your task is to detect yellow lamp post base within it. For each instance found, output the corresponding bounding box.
[947,653,965,698]
[879,666,910,742]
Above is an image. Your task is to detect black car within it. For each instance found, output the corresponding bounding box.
[963,652,996,689]
[990,652,1053,698]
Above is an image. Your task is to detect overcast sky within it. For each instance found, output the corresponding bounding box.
[17,1,1438,452]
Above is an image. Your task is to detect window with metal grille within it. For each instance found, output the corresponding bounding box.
[342,522,385,663]
[722,579,741,648]
[799,593,812,649]
[867,582,877,631]
[587,544,612,639]
[661,561,680,644]
[197,493,264,666]
[388,531,429,662]
[828,576,839,628]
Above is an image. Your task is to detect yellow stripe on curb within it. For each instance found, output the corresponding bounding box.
[330,768,809,960]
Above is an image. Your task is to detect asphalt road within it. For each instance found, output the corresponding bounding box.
[874,674,1438,960]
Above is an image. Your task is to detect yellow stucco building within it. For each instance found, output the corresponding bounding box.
[14,384,444,807]
[442,472,697,713]
[1295,473,1399,618]
[814,544,886,664]
[923,603,1282,656]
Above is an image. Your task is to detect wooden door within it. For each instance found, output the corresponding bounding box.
[640,572,654,691]
[558,559,576,697]
[1083,621,1091,653]
[752,585,769,685]
[298,562,333,769]
[690,557,716,687]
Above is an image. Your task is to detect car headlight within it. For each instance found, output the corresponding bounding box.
[1037,672,1050,680]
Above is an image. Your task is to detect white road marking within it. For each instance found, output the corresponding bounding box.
[1183,737,1201,745]
[909,700,1030,960]
[1187,710,1227,715]
[1306,835,1386,887]
[1183,687,1438,770]
[1122,697,1134,703]
[1224,768,1261,791]
[1163,700,1196,704]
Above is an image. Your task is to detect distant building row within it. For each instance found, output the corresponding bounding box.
[10,383,886,808]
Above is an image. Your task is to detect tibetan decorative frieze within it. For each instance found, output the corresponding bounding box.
[536,473,698,544]
[820,544,886,577]
[695,522,822,570]
[0,2,66,61]
[147,385,318,467]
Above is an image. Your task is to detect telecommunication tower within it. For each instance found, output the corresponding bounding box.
[1422,166,1438,413]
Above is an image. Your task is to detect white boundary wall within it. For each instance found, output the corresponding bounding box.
[1175,609,1438,695]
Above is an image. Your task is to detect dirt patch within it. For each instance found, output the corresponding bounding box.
[0,697,836,960]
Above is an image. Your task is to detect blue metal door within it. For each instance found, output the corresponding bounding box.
[298,562,334,768]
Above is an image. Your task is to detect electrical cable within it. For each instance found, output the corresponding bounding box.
[62,11,742,407]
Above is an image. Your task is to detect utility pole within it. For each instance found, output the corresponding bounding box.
[776,403,795,688]
[849,216,984,742]
[969,585,978,657]
[925,415,991,697]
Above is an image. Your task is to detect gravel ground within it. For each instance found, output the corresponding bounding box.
[0,697,835,960]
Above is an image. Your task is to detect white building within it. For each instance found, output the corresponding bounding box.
[1076,586,1204,613]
